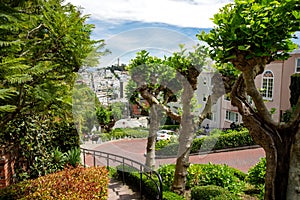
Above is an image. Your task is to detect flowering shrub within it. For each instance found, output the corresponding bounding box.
[0,166,109,200]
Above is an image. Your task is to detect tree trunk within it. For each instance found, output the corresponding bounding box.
[145,104,160,169]
[230,73,300,200]
[287,127,300,199]
[172,81,194,195]
[245,118,299,200]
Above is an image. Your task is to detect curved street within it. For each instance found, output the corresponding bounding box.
[82,138,265,173]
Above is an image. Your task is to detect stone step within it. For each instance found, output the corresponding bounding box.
[108,178,141,200]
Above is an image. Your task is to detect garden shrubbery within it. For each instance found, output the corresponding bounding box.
[191,185,240,200]
[115,165,161,200]
[114,165,184,200]
[160,125,180,131]
[156,128,256,157]
[0,166,109,200]
[246,157,266,186]
[191,128,255,153]
[112,161,265,200]
[98,127,149,141]
[245,157,266,199]
[158,163,246,194]
[115,163,248,199]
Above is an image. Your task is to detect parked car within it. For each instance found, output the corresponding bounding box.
[156,130,177,141]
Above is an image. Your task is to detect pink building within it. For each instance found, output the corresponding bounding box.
[219,49,300,128]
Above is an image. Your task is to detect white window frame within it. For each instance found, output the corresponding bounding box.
[225,110,239,123]
[296,58,300,73]
[261,70,274,100]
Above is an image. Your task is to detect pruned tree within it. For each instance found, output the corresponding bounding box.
[126,50,180,169]
[165,45,210,195]
[199,0,300,199]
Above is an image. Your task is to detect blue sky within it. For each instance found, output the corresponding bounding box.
[66,0,232,67]
[67,0,300,68]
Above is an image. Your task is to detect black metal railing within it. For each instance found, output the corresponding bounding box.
[80,148,163,200]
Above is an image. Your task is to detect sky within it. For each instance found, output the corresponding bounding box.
[66,0,233,67]
[67,0,300,68]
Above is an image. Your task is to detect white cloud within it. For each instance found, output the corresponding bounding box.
[67,0,231,28]
[99,27,198,67]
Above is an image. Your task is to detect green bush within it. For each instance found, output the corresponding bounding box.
[244,158,266,199]
[157,164,176,190]
[115,165,183,200]
[190,130,255,154]
[116,165,162,200]
[158,164,245,194]
[0,166,109,200]
[156,128,255,157]
[101,127,149,141]
[155,139,171,150]
[49,147,67,172]
[160,125,180,131]
[229,166,247,181]
[246,157,266,186]
[66,147,81,167]
[3,117,80,180]
[124,127,149,138]
[191,185,240,200]
[163,191,185,200]
[156,143,179,157]
[52,121,80,152]
[187,163,245,193]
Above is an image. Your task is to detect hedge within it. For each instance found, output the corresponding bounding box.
[99,127,149,141]
[159,125,180,131]
[191,185,240,200]
[0,166,109,200]
[156,130,256,157]
[190,130,255,153]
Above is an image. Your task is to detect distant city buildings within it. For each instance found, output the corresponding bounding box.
[78,66,129,106]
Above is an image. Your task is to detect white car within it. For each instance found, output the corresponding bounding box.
[156,130,177,141]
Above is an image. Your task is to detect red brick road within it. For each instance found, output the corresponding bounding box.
[83,138,265,173]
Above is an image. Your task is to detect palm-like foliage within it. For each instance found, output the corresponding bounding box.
[0,0,103,129]
[0,0,105,179]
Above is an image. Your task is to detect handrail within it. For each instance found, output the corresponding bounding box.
[80,147,163,200]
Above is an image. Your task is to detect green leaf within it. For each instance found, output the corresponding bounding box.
[238,45,251,51]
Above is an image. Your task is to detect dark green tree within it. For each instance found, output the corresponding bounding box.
[0,0,104,179]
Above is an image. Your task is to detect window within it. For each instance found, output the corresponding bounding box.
[261,70,274,100]
[203,94,207,102]
[203,77,207,85]
[225,110,239,122]
[212,112,216,122]
[296,58,300,73]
